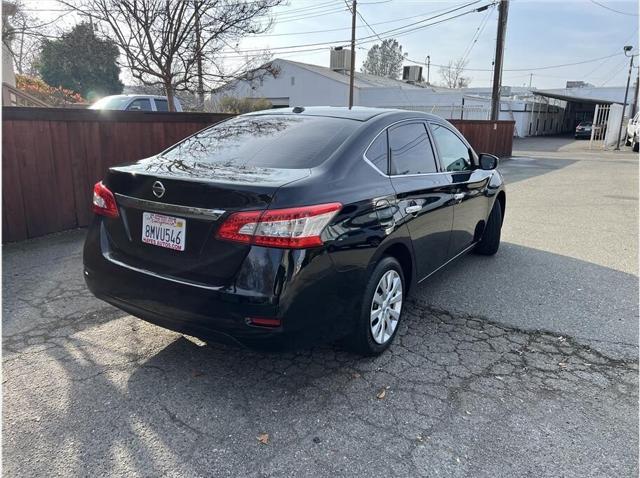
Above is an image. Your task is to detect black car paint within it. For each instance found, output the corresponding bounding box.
[84,108,505,348]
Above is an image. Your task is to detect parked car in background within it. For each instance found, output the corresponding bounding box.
[84,107,505,356]
[575,121,593,139]
[90,94,183,112]
[626,111,640,152]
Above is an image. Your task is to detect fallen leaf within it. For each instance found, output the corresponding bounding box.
[558,336,566,342]
[376,388,387,400]
[352,372,361,379]
[257,433,269,445]
[558,362,567,368]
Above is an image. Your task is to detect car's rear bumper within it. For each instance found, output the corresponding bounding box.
[83,221,364,348]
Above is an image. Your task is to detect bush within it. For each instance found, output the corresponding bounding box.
[217,96,272,114]
[15,74,85,106]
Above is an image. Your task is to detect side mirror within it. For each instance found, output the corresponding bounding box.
[479,153,499,170]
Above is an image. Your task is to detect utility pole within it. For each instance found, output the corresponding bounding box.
[490,0,509,121]
[615,46,634,150]
[348,0,357,109]
[194,0,205,111]
[631,75,639,117]
[426,55,431,85]
[529,73,533,89]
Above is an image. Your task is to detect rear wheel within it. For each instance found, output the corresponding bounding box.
[474,199,503,255]
[345,256,405,356]
[633,135,639,152]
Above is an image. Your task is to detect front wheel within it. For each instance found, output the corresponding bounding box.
[345,256,405,356]
[474,199,503,255]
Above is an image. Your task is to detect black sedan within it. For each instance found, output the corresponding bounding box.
[84,107,506,355]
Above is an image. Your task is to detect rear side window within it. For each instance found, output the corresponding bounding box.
[365,132,388,174]
[388,123,438,175]
[162,115,358,169]
[154,99,169,111]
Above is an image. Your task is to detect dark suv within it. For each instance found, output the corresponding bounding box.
[84,107,505,355]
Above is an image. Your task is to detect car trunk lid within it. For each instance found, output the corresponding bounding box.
[101,157,310,286]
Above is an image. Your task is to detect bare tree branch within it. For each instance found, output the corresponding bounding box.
[61,0,285,111]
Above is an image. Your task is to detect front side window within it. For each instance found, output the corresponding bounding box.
[430,124,471,172]
[127,98,152,111]
[388,122,437,175]
[365,132,388,174]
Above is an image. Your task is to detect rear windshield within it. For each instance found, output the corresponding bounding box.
[162,115,358,169]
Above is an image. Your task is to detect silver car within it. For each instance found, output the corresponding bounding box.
[90,94,183,112]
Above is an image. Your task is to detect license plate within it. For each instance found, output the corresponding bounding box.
[141,212,186,251]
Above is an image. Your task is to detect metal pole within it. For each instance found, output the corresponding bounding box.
[490,0,509,121]
[529,73,532,88]
[426,55,431,85]
[348,0,357,109]
[615,55,634,150]
[631,75,639,117]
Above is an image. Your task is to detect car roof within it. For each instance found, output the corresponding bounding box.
[245,106,440,122]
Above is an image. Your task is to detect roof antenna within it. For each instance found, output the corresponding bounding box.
[292,106,305,113]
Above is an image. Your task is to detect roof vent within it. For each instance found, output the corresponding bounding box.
[330,47,352,73]
[403,66,423,83]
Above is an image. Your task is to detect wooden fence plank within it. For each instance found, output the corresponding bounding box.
[2,121,28,241]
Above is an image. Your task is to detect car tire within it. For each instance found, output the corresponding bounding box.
[345,256,405,356]
[474,199,502,256]
[633,136,639,152]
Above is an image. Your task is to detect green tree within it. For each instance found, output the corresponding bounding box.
[361,39,407,79]
[38,22,123,100]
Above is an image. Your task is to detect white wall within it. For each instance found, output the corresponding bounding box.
[209,59,357,109]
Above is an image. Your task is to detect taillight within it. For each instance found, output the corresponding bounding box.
[216,203,342,249]
[92,181,119,218]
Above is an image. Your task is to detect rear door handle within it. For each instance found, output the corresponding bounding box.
[405,205,421,214]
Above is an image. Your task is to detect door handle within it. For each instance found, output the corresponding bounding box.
[405,205,421,214]
[453,193,465,202]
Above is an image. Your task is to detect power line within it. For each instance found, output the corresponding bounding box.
[460,3,494,64]
[254,2,474,37]
[214,1,490,56]
[589,0,638,16]
[405,52,625,72]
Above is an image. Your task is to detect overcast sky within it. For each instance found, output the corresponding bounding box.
[22,0,640,89]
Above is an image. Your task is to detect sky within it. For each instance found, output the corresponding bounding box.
[18,0,640,89]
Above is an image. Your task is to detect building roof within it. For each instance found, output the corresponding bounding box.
[277,59,425,90]
[533,86,628,105]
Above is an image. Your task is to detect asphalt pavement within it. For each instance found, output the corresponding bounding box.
[3,136,638,477]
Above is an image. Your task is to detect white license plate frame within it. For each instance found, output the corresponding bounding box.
[141,212,186,251]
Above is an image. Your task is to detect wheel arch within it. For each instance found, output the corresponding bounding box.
[372,240,415,294]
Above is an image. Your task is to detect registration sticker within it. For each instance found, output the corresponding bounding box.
[141,212,186,251]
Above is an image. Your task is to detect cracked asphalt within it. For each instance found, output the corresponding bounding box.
[3,137,638,477]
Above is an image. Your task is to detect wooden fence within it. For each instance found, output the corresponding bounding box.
[449,119,515,157]
[2,107,232,242]
[2,108,514,242]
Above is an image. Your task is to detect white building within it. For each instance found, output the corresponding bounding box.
[210,51,633,138]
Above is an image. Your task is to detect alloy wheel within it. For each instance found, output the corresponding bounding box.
[370,269,403,344]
